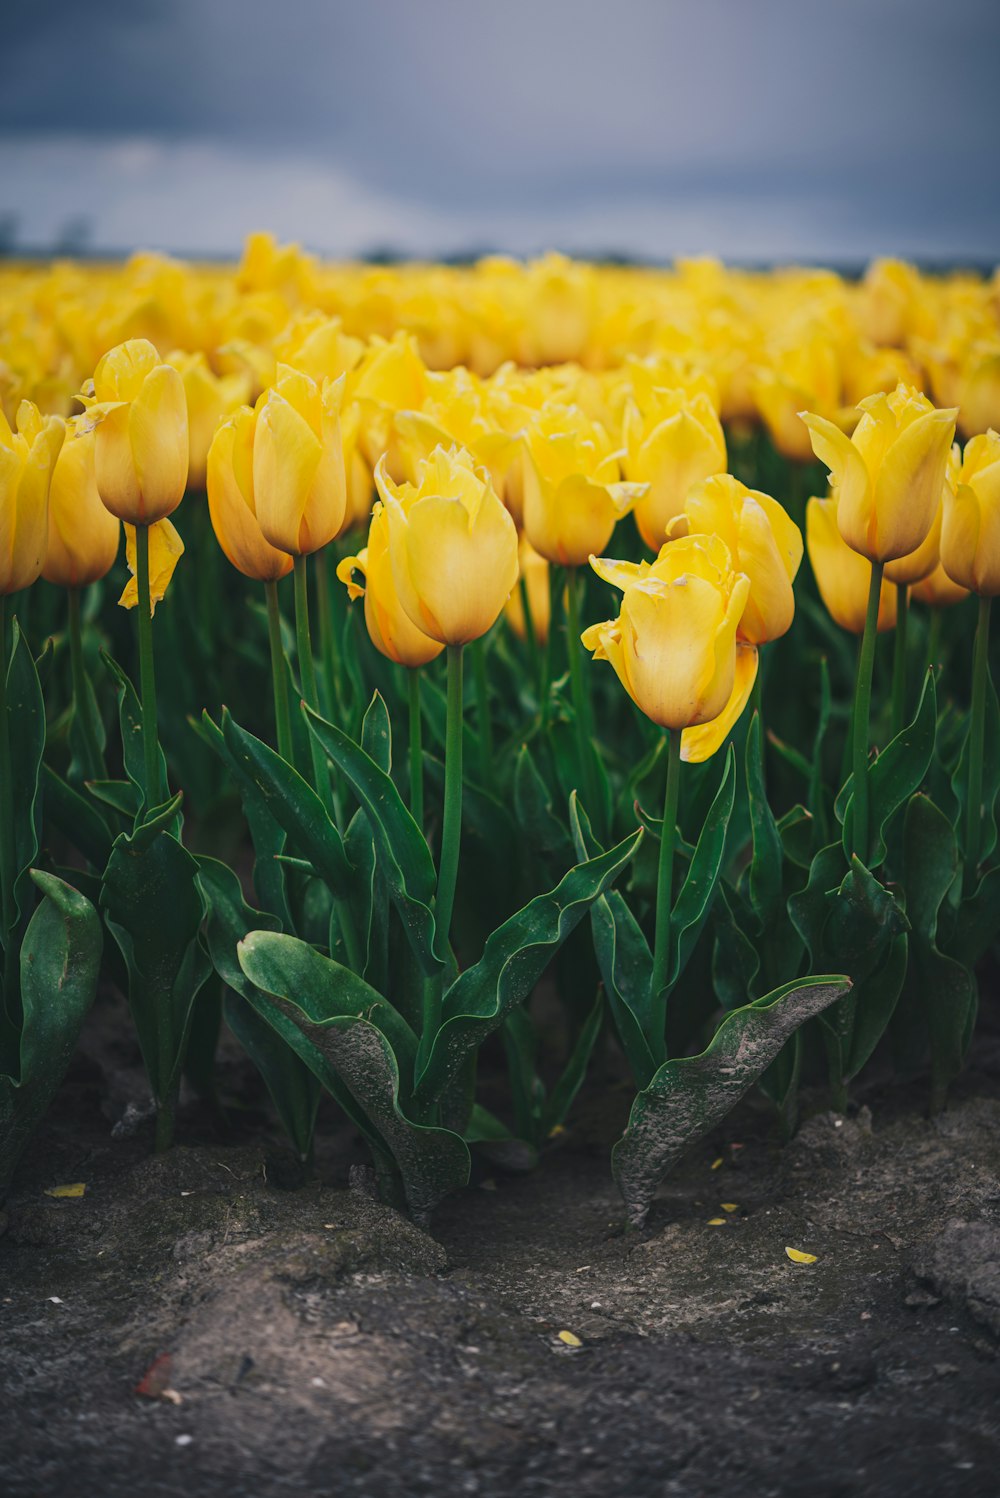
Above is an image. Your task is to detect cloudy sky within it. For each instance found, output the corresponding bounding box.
[2,0,998,262]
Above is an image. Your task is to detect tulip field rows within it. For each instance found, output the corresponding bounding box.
[1,241,999,1225]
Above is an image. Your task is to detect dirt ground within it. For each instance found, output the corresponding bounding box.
[2,994,999,1498]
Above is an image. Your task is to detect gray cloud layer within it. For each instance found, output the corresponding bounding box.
[2,0,998,259]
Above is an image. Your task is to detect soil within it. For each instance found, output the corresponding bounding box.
[2,994,1000,1498]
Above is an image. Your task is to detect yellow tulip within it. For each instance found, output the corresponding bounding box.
[253,365,347,556]
[0,400,65,594]
[954,348,1000,439]
[911,560,969,609]
[82,339,189,525]
[622,390,727,549]
[806,496,897,633]
[940,430,1000,596]
[43,419,120,588]
[800,384,957,563]
[169,351,250,490]
[583,533,755,762]
[119,519,184,615]
[504,534,550,645]
[522,407,642,566]
[337,502,444,668]
[374,446,519,646]
[206,407,294,583]
[753,335,841,463]
[883,507,943,587]
[674,473,802,644]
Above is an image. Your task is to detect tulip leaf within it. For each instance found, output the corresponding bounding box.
[899,794,977,1111]
[101,651,170,822]
[197,857,319,1161]
[950,668,1000,869]
[101,827,212,1105]
[4,621,45,952]
[840,669,937,867]
[304,703,442,976]
[238,931,468,1223]
[746,713,783,923]
[539,985,605,1140]
[361,691,392,772]
[86,778,142,819]
[667,745,736,987]
[0,872,103,1197]
[612,977,850,1228]
[777,804,815,870]
[219,709,352,900]
[515,744,575,864]
[954,864,1000,967]
[41,764,113,872]
[415,828,642,1107]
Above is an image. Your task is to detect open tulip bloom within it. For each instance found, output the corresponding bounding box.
[3,248,1000,1227]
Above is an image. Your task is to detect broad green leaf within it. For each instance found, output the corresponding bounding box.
[415,828,642,1107]
[41,764,113,872]
[954,865,1000,966]
[101,828,211,1104]
[219,709,351,899]
[361,691,392,772]
[711,881,761,1013]
[101,651,170,820]
[463,1101,539,1173]
[514,744,572,863]
[304,704,441,976]
[746,713,783,922]
[5,621,45,941]
[840,670,937,867]
[667,745,736,987]
[0,873,102,1194]
[197,857,319,1160]
[612,977,850,1227]
[777,805,815,870]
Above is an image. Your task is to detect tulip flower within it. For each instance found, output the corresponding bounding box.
[43,419,120,590]
[206,407,294,585]
[81,339,189,526]
[806,496,897,635]
[912,561,969,610]
[337,503,444,670]
[169,351,250,491]
[253,365,348,557]
[673,473,803,645]
[522,407,642,566]
[375,446,518,648]
[621,390,727,549]
[1,400,65,596]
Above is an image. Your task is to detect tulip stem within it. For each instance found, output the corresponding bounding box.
[435,644,464,966]
[408,668,424,831]
[313,548,339,721]
[566,566,599,823]
[649,727,683,1027]
[293,554,338,820]
[264,579,294,764]
[891,583,909,738]
[965,594,992,895]
[0,596,16,1001]
[926,606,943,679]
[472,638,493,784]
[851,559,884,865]
[518,574,541,687]
[67,588,103,782]
[135,524,163,809]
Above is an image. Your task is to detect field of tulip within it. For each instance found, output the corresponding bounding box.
[1,238,999,1230]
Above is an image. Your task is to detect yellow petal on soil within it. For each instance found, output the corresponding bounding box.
[707,1217,727,1226]
[721,1203,739,1213]
[45,1183,86,1199]
[710,1157,723,1170]
[785,1246,818,1264]
[557,1330,582,1347]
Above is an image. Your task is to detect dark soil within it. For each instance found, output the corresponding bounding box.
[2,995,1000,1498]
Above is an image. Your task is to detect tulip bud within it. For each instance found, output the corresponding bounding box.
[940,431,1000,596]
[337,502,444,668]
[584,533,755,762]
[622,390,727,549]
[43,419,120,588]
[800,385,957,564]
[675,473,802,644]
[806,496,897,633]
[522,407,642,566]
[206,407,294,583]
[504,534,550,645]
[1,400,65,594]
[375,446,519,646]
[253,365,348,556]
[83,339,189,525]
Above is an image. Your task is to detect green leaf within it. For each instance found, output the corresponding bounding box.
[86,779,141,819]
[746,713,783,922]
[101,828,211,1104]
[954,865,1000,966]
[41,764,113,871]
[514,744,572,863]
[950,667,1000,867]
[612,977,850,1227]
[667,745,736,986]
[540,986,604,1138]
[238,931,468,1223]
[0,873,103,1195]
[304,704,441,976]
[219,709,351,899]
[777,805,815,870]
[5,621,45,942]
[360,691,392,772]
[415,828,642,1108]
[197,857,319,1160]
[102,651,170,820]
[841,669,937,867]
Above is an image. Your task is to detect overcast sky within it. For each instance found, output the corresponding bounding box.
[2,0,998,262]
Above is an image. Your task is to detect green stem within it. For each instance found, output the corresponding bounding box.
[408,668,424,831]
[67,588,102,781]
[891,582,909,738]
[965,594,992,895]
[649,727,683,1021]
[472,637,493,784]
[135,525,163,808]
[293,554,335,814]
[851,559,884,865]
[313,548,339,720]
[565,566,599,820]
[0,596,16,1006]
[435,644,464,959]
[264,579,294,763]
[539,564,560,730]
[518,573,541,688]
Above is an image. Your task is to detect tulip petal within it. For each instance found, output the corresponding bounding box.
[873,408,956,561]
[119,519,185,615]
[800,412,873,559]
[682,645,759,763]
[253,390,322,555]
[128,363,189,523]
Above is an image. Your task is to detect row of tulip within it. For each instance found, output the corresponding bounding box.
[1,250,998,1227]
